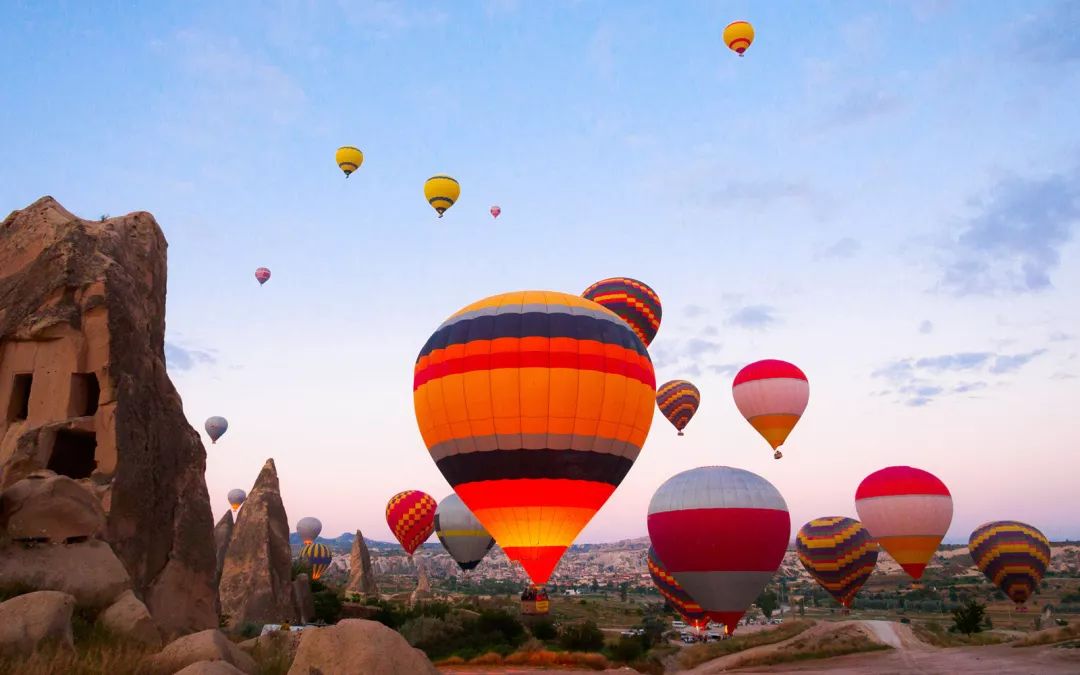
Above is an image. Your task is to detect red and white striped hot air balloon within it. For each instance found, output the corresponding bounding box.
[855,466,953,582]
[647,466,790,635]
[490,205,501,218]
[732,359,809,459]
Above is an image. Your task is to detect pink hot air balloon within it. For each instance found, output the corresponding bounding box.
[732,359,809,460]
[648,466,790,635]
[490,205,501,218]
[255,267,271,285]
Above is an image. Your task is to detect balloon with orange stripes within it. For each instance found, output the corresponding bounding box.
[386,490,437,557]
[582,277,662,347]
[413,290,657,585]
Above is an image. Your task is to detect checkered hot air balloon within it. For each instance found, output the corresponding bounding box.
[648,466,790,635]
[796,517,879,609]
[855,466,952,582]
[413,290,656,586]
[582,277,662,347]
[647,546,709,629]
[732,359,809,459]
[299,542,332,580]
[656,380,701,436]
[968,521,1051,606]
[386,490,436,557]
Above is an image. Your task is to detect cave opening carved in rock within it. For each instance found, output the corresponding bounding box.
[47,429,98,479]
[7,373,33,421]
[69,372,101,417]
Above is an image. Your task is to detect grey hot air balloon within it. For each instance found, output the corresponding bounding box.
[297,517,322,545]
[434,493,495,572]
[227,489,246,512]
[205,416,228,444]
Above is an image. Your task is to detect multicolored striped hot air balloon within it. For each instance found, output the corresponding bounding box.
[413,290,656,586]
[647,546,709,629]
[424,175,460,217]
[648,466,790,635]
[227,489,246,513]
[656,380,701,436]
[722,20,754,57]
[299,542,332,580]
[255,267,271,285]
[581,277,662,347]
[297,517,322,545]
[968,521,1051,606]
[796,517,879,609]
[732,359,809,459]
[855,466,952,582]
[386,490,437,557]
[435,493,495,572]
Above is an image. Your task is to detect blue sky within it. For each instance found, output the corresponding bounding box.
[3,1,1078,544]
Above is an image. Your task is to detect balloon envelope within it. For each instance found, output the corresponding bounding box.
[969,521,1051,605]
[299,542,332,580]
[490,205,501,218]
[581,277,662,347]
[796,517,878,608]
[435,493,495,571]
[297,516,323,545]
[855,466,952,581]
[732,359,808,458]
[656,380,700,435]
[648,466,790,634]
[413,290,656,585]
[386,490,436,556]
[227,489,246,512]
[647,546,709,629]
[255,267,271,285]
[335,146,364,177]
[723,20,755,55]
[204,417,228,444]
[424,175,460,217]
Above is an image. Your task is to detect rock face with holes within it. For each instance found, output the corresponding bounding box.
[0,197,217,637]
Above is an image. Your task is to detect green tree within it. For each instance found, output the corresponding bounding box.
[756,590,779,619]
[952,599,986,635]
[530,618,557,641]
[610,636,644,662]
[559,621,605,651]
[619,582,629,603]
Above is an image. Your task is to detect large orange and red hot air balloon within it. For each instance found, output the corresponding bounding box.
[656,379,701,436]
[386,490,437,556]
[855,466,952,582]
[582,277,662,347]
[647,546,709,630]
[648,466,790,635]
[732,359,809,459]
[968,521,1051,607]
[796,517,879,609]
[413,290,656,586]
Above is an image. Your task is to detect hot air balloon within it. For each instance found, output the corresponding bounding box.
[413,290,655,586]
[435,493,495,572]
[855,466,952,582]
[723,20,754,56]
[297,517,323,545]
[647,546,709,630]
[969,521,1051,606]
[648,466,790,635]
[205,416,228,444]
[386,490,436,556]
[656,380,701,436]
[299,542,332,581]
[424,175,460,217]
[732,359,808,459]
[490,205,501,218]
[796,517,878,609]
[227,489,246,512]
[581,277,662,347]
[521,586,550,615]
[255,267,271,285]
[335,146,364,177]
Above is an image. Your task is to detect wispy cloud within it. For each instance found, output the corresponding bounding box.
[819,237,861,260]
[1017,1,1080,63]
[336,0,448,33]
[165,342,217,372]
[726,305,779,330]
[919,320,934,334]
[683,304,708,318]
[938,162,1080,295]
[820,86,903,130]
[874,348,1047,406]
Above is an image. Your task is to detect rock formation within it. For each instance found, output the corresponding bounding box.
[145,629,257,675]
[345,529,378,597]
[219,459,295,627]
[286,619,438,674]
[0,197,217,636]
[214,510,234,590]
[410,557,433,605]
[292,573,316,624]
[97,589,161,648]
[0,590,75,657]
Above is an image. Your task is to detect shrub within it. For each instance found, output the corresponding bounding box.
[559,621,605,652]
[530,618,557,640]
[312,588,343,624]
[952,599,986,635]
[609,636,644,662]
[239,622,262,639]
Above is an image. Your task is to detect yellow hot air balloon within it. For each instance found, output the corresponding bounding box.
[335,146,364,177]
[723,21,754,57]
[424,175,460,217]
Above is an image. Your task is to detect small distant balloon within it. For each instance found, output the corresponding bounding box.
[424,175,460,218]
[205,416,228,444]
[490,205,501,218]
[299,542,332,580]
[581,277,663,347]
[227,489,246,512]
[255,267,271,285]
[656,380,701,436]
[732,359,809,460]
[386,490,436,556]
[335,146,364,177]
[723,20,755,57]
[297,517,323,545]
